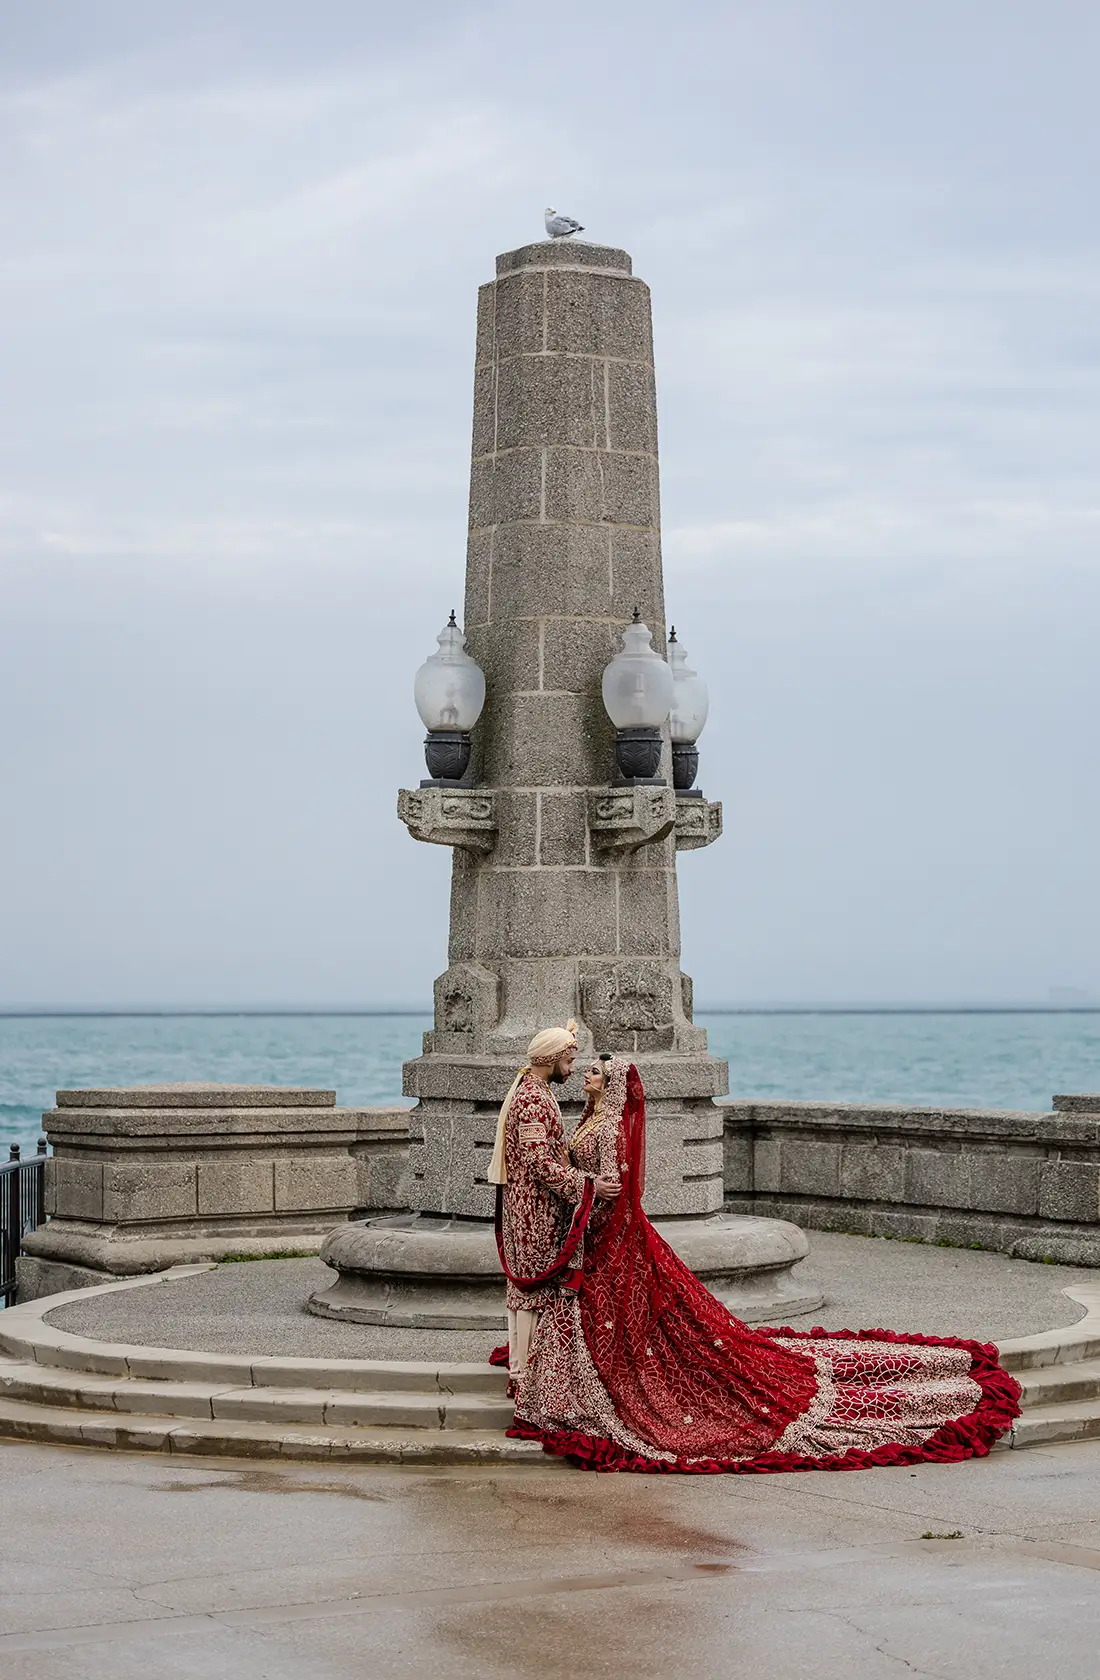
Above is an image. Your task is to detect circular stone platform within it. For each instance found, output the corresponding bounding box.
[41,1234,1096,1356]
[308,1212,821,1330]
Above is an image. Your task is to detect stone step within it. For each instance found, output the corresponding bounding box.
[1009,1399,1100,1449]
[0,1320,506,1396]
[0,1392,548,1465]
[1017,1357,1100,1407]
[0,1358,514,1431]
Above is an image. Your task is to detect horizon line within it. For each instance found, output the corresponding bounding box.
[0,1003,1098,1020]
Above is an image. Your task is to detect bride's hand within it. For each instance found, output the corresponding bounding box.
[594,1176,621,1200]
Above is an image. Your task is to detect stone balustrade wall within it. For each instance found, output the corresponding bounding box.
[719,1095,1100,1266]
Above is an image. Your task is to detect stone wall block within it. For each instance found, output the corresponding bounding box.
[50,1160,103,1221]
[481,691,603,788]
[903,1149,972,1210]
[478,869,617,959]
[723,1131,753,1195]
[494,355,600,451]
[102,1161,197,1223]
[471,362,495,458]
[751,1138,783,1193]
[964,1153,1041,1216]
[643,1114,723,1216]
[446,852,479,962]
[463,529,492,628]
[776,1138,841,1198]
[610,529,665,624]
[839,1143,906,1204]
[1038,1160,1100,1222]
[273,1156,357,1214]
[617,869,676,955]
[540,618,618,696]
[475,282,496,367]
[544,271,653,360]
[469,450,542,530]
[493,789,539,867]
[197,1161,275,1217]
[466,618,541,699]
[488,522,612,620]
[607,361,659,453]
[539,790,588,865]
[543,449,658,528]
[491,271,543,360]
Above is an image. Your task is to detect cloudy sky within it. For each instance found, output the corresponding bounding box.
[1,0,1097,1007]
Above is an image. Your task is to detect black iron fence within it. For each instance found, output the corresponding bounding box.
[1,1141,47,1307]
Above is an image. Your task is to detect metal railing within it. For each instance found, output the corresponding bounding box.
[1,1141,47,1307]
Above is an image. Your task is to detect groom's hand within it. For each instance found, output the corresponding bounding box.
[594,1176,621,1200]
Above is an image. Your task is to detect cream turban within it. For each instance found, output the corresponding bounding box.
[486,1021,577,1185]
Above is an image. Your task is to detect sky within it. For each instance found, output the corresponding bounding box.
[0,0,1097,1007]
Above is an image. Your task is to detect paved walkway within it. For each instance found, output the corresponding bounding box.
[2,1436,1100,1677]
[45,1233,1095,1362]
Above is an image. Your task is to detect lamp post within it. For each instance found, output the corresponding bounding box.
[413,611,486,784]
[667,627,710,793]
[601,609,675,782]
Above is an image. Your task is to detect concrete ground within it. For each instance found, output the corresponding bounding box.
[45,1232,1095,1361]
[2,1436,1100,1678]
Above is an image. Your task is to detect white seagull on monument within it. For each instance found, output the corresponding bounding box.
[544,206,584,238]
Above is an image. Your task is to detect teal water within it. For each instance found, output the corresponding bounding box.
[3,1010,1100,1156]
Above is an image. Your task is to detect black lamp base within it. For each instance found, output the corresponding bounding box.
[614,726,663,782]
[423,730,472,783]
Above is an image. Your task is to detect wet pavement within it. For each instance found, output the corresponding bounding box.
[2,1437,1100,1677]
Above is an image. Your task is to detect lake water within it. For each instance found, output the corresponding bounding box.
[3,1009,1100,1155]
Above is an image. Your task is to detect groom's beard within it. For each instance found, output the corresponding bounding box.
[548,1068,567,1084]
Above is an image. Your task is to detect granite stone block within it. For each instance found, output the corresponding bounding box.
[539,790,588,865]
[616,869,675,956]
[476,869,617,959]
[964,1152,1041,1216]
[465,618,541,698]
[481,691,603,787]
[607,360,659,453]
[776,1138,841,1198]
[903,1148,973,1210]
[470,362,495,458]
[49,1160,103,1221]
[540,617,618,696]
[462,529,492,628]
[102,1161,197,1223]
[494,354,601,451]
[544,448,658,527]
[544,271,651,358]
[273,1157,357,1214]
[749,1138,781,1194]
[196,1161,275,1217]
[838,1143,907,1204]
[446,853,479,961]
[490,271,543,359]
[493,789,538,867]
[468,449,542,530]
[610,528,665,622]
[475,282,495,367]
[1038,1160,1100,1222]
[487,521,612,620]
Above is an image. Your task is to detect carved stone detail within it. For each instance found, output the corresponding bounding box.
[580,962,677,1052]
[674,795,722,852]
[587,786,677,855]
[424,962,502,1054]
[397,787,497,854]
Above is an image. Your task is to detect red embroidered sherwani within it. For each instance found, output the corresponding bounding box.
[500,1073,587,1312]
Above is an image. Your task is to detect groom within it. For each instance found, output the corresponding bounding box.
[487,1022,619,1393]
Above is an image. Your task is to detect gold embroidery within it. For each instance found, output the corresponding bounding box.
[518,1122,547,1143]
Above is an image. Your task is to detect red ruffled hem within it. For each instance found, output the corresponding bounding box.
[489,1344,509,1368]
[504,1325,1022,1475]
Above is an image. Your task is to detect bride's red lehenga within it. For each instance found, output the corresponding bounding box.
[496,1059,1021,1474]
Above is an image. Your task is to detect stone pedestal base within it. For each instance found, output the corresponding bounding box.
[309,1212,821,1330]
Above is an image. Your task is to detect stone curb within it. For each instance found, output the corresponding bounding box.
[997,1281,1100,1371]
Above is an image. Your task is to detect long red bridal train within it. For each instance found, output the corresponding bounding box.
[491,1062,1020,1474]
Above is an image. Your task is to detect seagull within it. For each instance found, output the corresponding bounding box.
[544,206,584,239]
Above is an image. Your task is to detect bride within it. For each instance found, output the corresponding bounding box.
[504,1055,1020,1473]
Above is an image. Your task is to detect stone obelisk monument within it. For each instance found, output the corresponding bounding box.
[313,237,815,1326]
